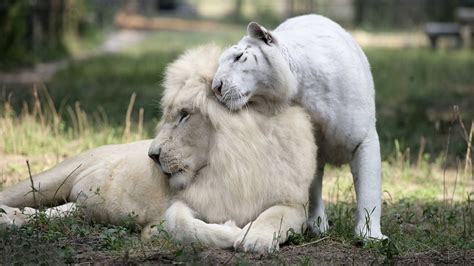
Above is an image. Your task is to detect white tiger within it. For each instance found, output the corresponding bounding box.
[212,14,386,239]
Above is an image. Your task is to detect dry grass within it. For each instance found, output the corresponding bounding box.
[0,88,472,264]
[0,88,147,188]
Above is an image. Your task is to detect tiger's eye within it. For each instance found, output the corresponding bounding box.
[234,53,244,62]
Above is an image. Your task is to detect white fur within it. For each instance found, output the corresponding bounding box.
[150,45,317,252]
[0,45,317,253]
[212,15,385,239]
[0,140,169,236]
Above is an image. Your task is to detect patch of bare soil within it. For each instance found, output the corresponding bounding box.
[396,250,473,265]
[105,240,473,265]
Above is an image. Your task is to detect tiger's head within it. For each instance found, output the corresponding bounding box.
[212,22,297,111]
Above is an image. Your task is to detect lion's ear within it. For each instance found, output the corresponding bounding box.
[247,22,276,45]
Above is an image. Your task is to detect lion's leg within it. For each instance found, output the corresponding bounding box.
[152,201,241,249]
[308,161,329,235]
[0,159,83,208]
[0,203,76,228]
[350,129,386,239]
[43,202,77,218]
[234,204,306,253]
[0,204,36,228]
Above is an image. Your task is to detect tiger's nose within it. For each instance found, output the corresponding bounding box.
[212,80,223,96]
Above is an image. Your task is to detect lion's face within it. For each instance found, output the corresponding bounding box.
[148,45,222,191]
[149,101,212,191]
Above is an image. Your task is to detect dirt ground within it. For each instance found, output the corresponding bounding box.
[77,239,472,265]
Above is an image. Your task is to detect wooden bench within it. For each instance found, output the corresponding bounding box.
[425,22,463,49]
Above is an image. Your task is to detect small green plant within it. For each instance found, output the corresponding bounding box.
[365,238,400,264]
[100,226,131,251]
[60,245,76,264]
[286,228,306,245]
[298,255,312,266]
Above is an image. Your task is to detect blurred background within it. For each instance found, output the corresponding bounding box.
[0,0,473,180]
[0,2,473,262]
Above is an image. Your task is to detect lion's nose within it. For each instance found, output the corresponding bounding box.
[212,80,223,96]
[148,147,161,166]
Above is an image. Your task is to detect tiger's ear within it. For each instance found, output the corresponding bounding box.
[247,22,276,45]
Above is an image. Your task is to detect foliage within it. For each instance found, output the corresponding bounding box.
[368,48,474,160]
[0,0,35,68]
[354,0,461,30]
[0,0,102,69]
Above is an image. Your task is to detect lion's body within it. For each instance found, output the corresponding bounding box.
[212,15,385,239]
[0,45,317,253]
[0,140,169,231]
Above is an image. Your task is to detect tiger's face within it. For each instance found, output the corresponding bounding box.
[212,22,296,111]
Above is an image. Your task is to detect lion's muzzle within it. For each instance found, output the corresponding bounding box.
[148,139,182,176]
[148,139,162,165]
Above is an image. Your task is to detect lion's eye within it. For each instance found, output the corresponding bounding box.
[178,110,190,123]
[234,53,243,62]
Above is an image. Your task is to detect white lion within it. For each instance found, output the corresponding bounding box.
[211,14,385,239]
[0,45,317,253]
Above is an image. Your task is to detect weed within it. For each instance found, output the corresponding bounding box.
[100,226,132,251]
[286,228,306,246]
[297,255,312,266]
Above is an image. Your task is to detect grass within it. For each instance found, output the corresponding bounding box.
[0,29,473,263]
[369,48,474,159]
[2,29,473,158]
[0,72,472,265]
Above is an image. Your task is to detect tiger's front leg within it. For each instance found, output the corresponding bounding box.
[350,130,386,239]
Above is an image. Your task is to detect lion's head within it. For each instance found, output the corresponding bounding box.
[148,45,221,191]
[211,22,297,111]
[149,44,316,227]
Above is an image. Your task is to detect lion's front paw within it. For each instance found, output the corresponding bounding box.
[233,225,279,254]
[223,220,242,236]
[0,211,14,229]
[0,205,33,229]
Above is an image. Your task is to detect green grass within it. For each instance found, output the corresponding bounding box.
[0,71,472,264]
[3,29,245,130]
[0,209,176,264]
[369,48,474,159]
[2,30,473,159]
[1,200,471,264]
[0,29,473,263]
